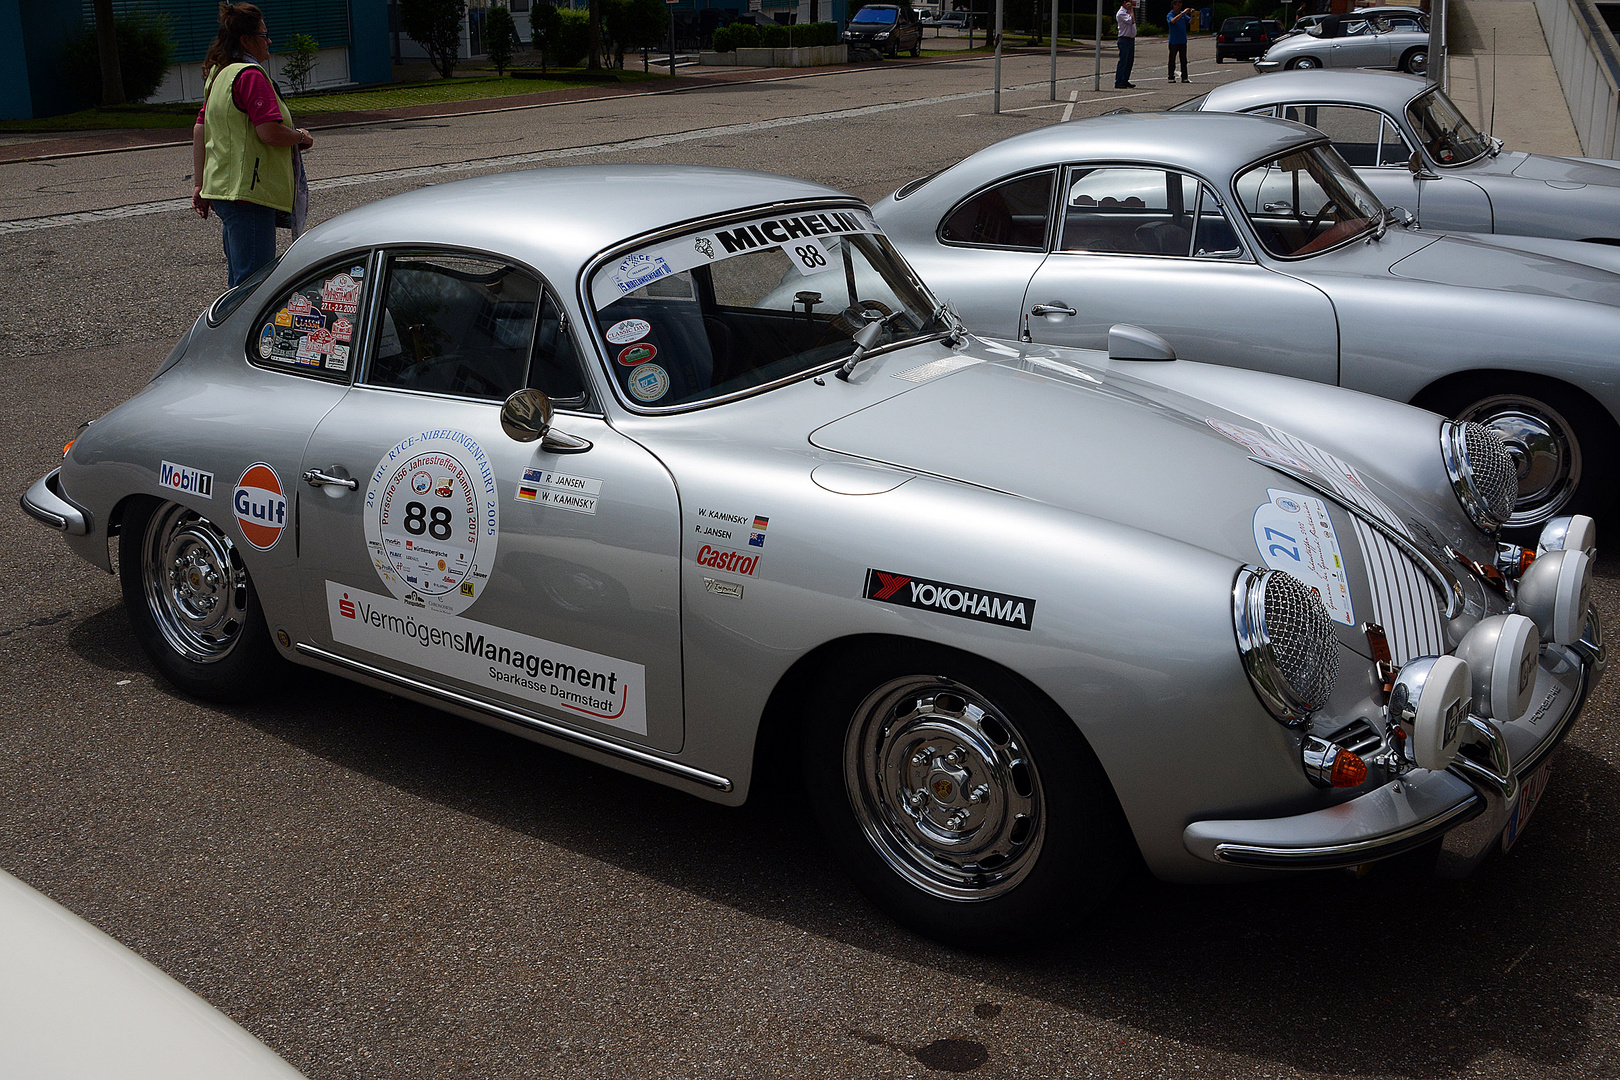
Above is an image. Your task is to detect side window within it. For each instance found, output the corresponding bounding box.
[1283,104,1385,167]
[1061,167,1192,256]
[939,171,1055,249]
[251,258,369,380]
[369,254,541,401]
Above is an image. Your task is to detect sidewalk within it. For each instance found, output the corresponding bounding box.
[1445,0,1582,156]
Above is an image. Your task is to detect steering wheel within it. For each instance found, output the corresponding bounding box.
[1304,200,1340,239]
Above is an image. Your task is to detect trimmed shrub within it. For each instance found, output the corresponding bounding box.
[485,5,519,74]
[711,22,760,50]
[62,7,175,105]
[552,7,592,67]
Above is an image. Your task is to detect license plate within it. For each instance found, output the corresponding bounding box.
[1501,763,1552,852]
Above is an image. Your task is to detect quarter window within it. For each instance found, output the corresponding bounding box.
[251,258,368,380]
[939,171,1054,249]
[1059,168,1238,258]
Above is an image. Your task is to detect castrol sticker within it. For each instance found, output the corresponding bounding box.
[363,430,499,615]
[1253,489,1354,626]
[233,463,287,550]
[605,319,650,345]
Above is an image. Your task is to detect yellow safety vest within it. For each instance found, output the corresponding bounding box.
[200,62,294,212]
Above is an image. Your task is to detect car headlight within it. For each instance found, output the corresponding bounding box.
[1441,420,1517,533]
[876,31,890,38]
[1233,566,1340,725]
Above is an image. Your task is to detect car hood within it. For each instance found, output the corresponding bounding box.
[1476,150,1620,187]
[1386,232,1620,306]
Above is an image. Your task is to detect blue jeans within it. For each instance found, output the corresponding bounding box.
[1115,35,1136,86]
[214,199,278,287]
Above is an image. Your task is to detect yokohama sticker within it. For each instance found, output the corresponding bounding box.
[233,463,286,549]
[863,569,1035,631]
[328,581,647,735]
[363,430,498,615]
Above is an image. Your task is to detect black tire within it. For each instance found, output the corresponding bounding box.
[1414,374,1619,534]
[118,497,280,702]
[1216,54,1225,63]
[801,640,1127,947]
[1401,47,1426,74]
[910,42,921,57]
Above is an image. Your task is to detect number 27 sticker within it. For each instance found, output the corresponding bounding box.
[1253,489,1355,625]
[784,239,830,274]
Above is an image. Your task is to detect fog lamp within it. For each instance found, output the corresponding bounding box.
[1537,514,1597,557]
[1515,547,1593,646]
[1453,614,1539,721]
[1388,655,1471,772]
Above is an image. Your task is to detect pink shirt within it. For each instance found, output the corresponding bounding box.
[194,66,283,129]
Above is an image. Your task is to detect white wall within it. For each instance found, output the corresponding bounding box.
[148,47,353,105]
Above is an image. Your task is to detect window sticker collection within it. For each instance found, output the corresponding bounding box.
[259,264,364,374]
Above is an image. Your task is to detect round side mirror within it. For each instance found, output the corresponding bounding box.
[1408,151,1423,175]
[501,388,553,443]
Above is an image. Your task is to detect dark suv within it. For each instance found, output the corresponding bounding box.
[1215,17,1283,61]
[843,5,924,57]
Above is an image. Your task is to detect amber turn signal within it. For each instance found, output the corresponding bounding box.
[62,440,75,457]
[1330,750,1368,788]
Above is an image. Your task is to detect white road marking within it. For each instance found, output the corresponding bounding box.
[1061,89,1079,122]
[1,81,1164,234]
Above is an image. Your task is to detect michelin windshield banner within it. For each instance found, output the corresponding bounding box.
[326,581,647,735]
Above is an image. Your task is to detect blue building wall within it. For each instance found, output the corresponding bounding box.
[348,0,391,83]
[1,0,87,120]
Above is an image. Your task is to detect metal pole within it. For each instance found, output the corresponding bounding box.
[993,0,1004,112]
[1434,0,1447,91]
[1049,0,1059,99]
[1093,0,1101,90]
[669,1,677,76]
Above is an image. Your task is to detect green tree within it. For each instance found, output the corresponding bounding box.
[91,0,124,106]
[62,6,174,105]
[530,2,562,71]
[484,5,519,74]
[603,0,667,67]
[401,0,468,78]
[281,33,321,94]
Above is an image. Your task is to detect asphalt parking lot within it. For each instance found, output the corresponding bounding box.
[3,41,1619,1079]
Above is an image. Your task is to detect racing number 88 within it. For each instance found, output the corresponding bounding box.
[404,500,454,540]
[796,244,827,268]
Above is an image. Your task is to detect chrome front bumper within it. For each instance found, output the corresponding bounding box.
[20,468,90,536]
[1184,608,1604,871]
[1253,59,1281,72]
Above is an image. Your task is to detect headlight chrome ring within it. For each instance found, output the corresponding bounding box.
[1233,565,1340,725]
[1441,419,1518,533]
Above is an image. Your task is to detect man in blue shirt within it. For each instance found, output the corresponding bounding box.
[1167,0,1191,82]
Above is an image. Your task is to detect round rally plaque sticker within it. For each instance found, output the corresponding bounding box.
[605,318,651,345]
[363,430,499,614]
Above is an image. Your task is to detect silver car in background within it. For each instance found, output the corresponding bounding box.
[1256,12,1430,73]
[874,111,1620,529]
[1183,70,1620,244]
[21,166,1605,946]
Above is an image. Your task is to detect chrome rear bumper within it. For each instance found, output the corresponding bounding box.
[20,468,89,536]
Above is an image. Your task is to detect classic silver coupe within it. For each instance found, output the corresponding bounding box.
[1182,70,1620,244]
[1255,11,1430,73]
[873,111,1620,530]
[23,166,1605,944]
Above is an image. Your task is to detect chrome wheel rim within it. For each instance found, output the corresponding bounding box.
[843,676,1045,901]
[1459,394,1581,528]
[141,503,251,663]
[1408,49,1427,74]
[1295,58,1318,69]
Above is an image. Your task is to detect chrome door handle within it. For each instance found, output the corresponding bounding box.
[1029,303,1078,317]
[303,467,358,490]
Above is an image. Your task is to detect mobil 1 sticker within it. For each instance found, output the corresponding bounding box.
[363,430,499,615]
[1253,489,1354,626]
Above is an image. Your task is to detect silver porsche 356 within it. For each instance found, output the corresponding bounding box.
[22,167,1605,944]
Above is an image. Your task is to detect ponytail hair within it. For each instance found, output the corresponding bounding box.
[202,2,265,80]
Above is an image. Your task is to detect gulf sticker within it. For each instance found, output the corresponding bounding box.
[233,463,287,550]
[322,273,361,315]
[618,342,657,367]
[605,319,651,345]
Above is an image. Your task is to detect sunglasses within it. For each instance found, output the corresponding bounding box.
[245,30,272,42]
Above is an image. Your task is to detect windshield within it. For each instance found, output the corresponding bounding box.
[589,206,948,408]
[852,7,899,23]
[1235,143,1385,258]
[1407,88,1492,166]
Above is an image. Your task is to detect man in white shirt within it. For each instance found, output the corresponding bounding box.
[1114,0,1137,88]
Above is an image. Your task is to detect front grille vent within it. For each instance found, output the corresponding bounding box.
[1324,717,1383,757]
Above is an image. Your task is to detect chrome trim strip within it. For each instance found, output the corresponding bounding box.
[1211,794,1484,869]
[21,469,89,536]
[294,642,733,792]
[1253,457,1465,617]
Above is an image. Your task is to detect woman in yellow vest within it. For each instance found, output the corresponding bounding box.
[190,3,316,286]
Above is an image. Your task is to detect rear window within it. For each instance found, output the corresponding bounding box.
[207,256,280,326]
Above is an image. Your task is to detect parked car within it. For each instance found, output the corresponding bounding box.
[21,165,1603,945]
[1288,6,1427,37]
[1256,11,1429,72]
[1182,70,1620,244]
[843,4,923,56]
[932,8,978,27]
[873,111,1620,527]
[1216,17,1284,62]
[0,869,306,1078]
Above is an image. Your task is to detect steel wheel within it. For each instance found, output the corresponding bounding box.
[844,676,1046,901]
[119,498,279,701]
[1403,47,1427,74]
[141,502,251,662]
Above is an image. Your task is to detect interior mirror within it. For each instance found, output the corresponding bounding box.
[501,388,552,443]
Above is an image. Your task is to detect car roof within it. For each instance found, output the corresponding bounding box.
[928,112,1324,193]
[1198,69,1431,113]
[290,165,854,288]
